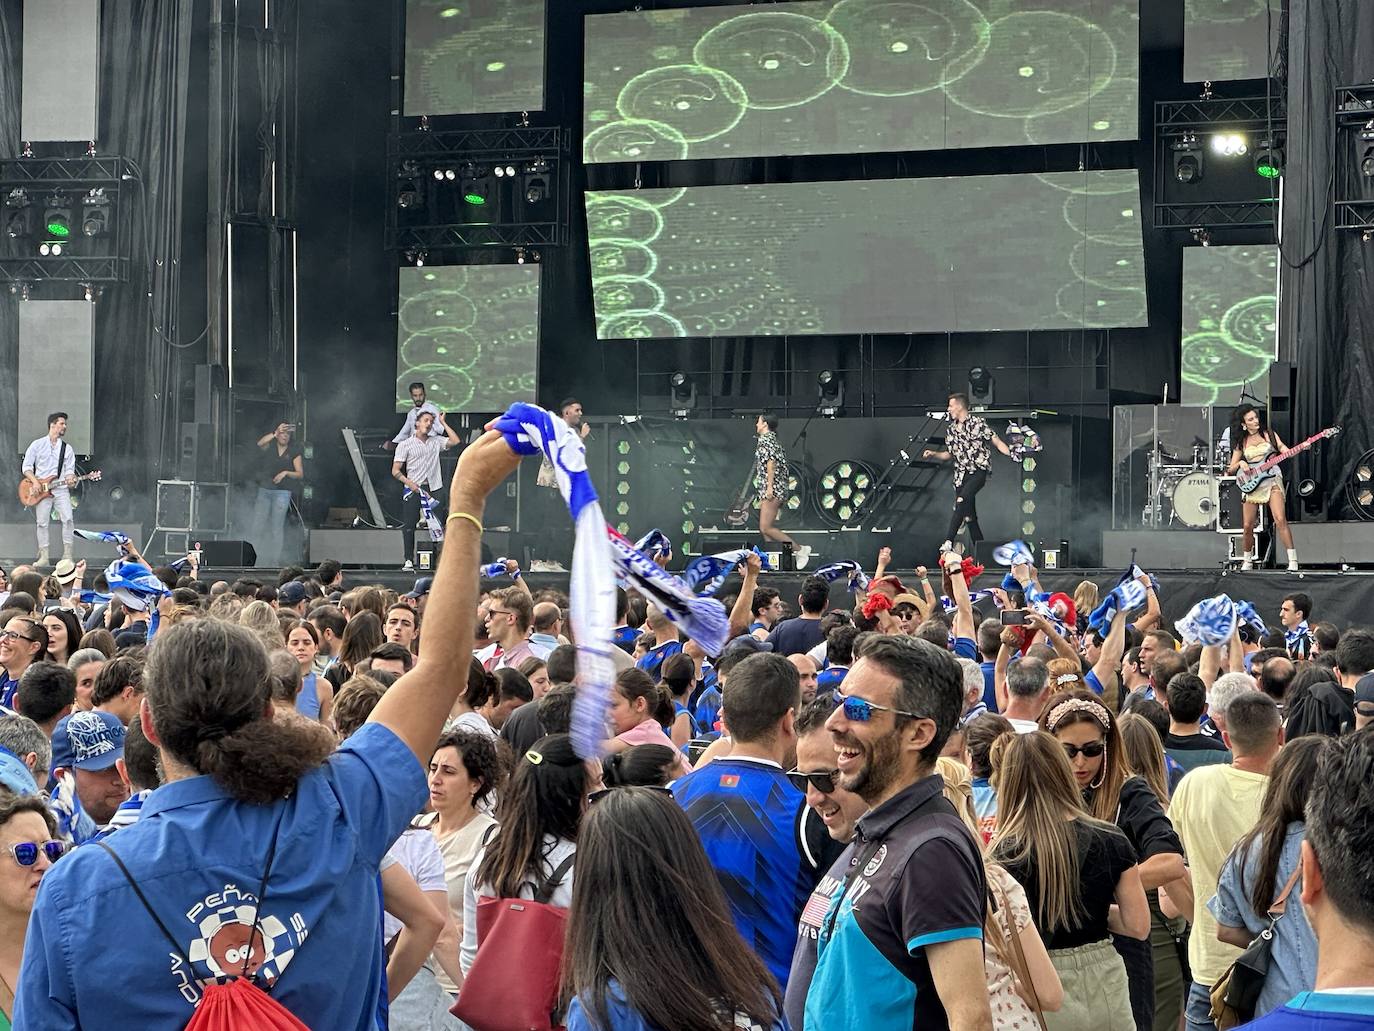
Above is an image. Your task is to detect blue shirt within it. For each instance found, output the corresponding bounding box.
[815,666,848,693]
[1239,992,1374,1029]
[673,757,814,991]
[636,639,682,681]
[296,672,321,720]
[568,980,786,1031]
[613,625,642,652]
[980,660,998,713]
[1210,823,1317,1018]
[17,722,427,1030]
[0,672,18,710]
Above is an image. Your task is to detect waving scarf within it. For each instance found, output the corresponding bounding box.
[1088,577,1149,634]
[480,559,519,580]
[683,548,771,597]
[608,529,728,651]
[103,558,171,642]
[1236,599,1268,638]
[1175,594,1240,646]
[992,539,1034,567]
[813,560,870,593]
[73,528,132,555]
[403,487,445,544]
[1116,563,1161,595]
[635,529,673,561]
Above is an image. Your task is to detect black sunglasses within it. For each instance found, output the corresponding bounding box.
[787,768,839,794]
[1062,740,1106,760]
[588,785,674,804]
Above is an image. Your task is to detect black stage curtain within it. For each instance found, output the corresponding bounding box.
[1281,0,1374,517]
[0,0,192,501]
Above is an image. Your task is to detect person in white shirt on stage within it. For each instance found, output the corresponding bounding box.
[385,381,443,451]
[392,409,459,571]
[21,413,77,568]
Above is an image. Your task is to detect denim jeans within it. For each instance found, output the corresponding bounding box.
[1186,980,1219,1031]
[251,488,292,567]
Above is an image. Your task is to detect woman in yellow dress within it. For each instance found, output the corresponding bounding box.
[1226,405,1297,570]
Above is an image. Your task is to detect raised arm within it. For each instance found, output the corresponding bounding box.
[995,628,1018,712]
[1090,608,1128,693]
[369,430,522,763]
[1132,573,1160,632]
[439,413,460,448]
[727,552,762,640]
[1025,611,1078,665]
[944,551,975,642]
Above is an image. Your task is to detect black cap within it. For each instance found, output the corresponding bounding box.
[405,576,434,599]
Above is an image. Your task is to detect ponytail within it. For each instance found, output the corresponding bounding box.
[195,719,334,805]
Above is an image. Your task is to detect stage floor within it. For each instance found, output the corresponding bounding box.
[199,565,1367,632]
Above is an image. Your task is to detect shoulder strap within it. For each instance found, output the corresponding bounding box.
[1268,864,1303,918]
[532,851,576,905]
[480,821,499,847]
[56,441,67,481]
[989,873,1048,1031]
[97,841,197,970]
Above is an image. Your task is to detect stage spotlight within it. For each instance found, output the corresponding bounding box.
[108,485,125,503]
[81,189,110,236]
[38,241,62,256]
[397,178,423,209]
[1190,227,1212,247]
[669,371,696,419]
[968,366,994,406]
[4,189,31,239]
[1211,132,1248,156]
[1298,477,1324,515]
[1173,135,1204,184]
[1362,123,1374,177]
[525,177,547,204]
[43,195,71,239]
[816,370,845,417]
[1253,138,1284,179]
[816,460,877,527]
[1348,451,1374,520]
[494,165,506,178]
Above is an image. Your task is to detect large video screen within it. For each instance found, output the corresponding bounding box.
[1183,0,1272,82]
[1180,245,1277,405]
[396,265,541,414]
[587,170,1147,338]
[583,0,1138,163]
[404,0,546,116]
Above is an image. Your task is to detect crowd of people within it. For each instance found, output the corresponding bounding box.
[2,430,1374,1030]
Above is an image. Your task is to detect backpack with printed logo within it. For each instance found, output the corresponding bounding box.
[97,815,309,1030]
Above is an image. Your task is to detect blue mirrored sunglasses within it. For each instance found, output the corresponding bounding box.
[9,840,69,866]
[834,691,920,722]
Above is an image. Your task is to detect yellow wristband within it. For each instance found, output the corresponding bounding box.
[446,511,484,534]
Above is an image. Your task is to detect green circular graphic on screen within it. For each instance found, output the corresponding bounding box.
[1056,281,1146,328]
[399,291,477,335]
[1062,191,1141,246]
[615,64,749,143]
[594,276,667,315]
[1023,77,1136,145]
[1069,239,1145,293]
[401,328,481,372]
[945,12,1115,119]
[1220,296,1278,357]
[599,310,687,339]
[824,0,989,97]
[1033,171,1137,196]
[399,364,475,409]
[1180,332,1272,387]
[585,195,666,245]
[584,118,690,162]
[590,239,659,279]
[1185,0,1267,24]
[692,11,850,111]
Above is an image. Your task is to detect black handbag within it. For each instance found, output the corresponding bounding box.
[1209,864,1302,1030]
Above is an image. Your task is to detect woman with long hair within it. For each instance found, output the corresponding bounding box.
[284,620,331,723]
[562,786,785,1031]
[517,656,550,697]
[989,731,1149,1031]
[937,757,1064,1029]
[420,728,503,997]
[604,668,691,777]
[1041,689,1186,1031]
[0,794,64,1029]
[450,657,500,739]
[1211,735,1328,1017]
[238,598,284,649]
[752,413,810,569]
[602,743,681,789]
[1226,404,1297,570]
[40,610,81,667]
[15,427,519,1027]
[325,610,384,694]
[460,733,600,979]
[1117,712,1171,811]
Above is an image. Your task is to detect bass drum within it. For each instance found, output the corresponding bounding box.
[1171,472,1219,529]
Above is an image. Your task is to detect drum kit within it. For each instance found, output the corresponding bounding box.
[1144,438,1258,533]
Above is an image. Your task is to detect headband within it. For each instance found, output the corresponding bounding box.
[1046,697,1111,731]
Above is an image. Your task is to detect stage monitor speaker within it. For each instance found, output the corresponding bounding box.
[178,423,218,481]
[21,0,99,142]
[17,301,94,455]
[193,539,257,567]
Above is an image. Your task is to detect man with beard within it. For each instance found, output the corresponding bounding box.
[805,634,993,1031]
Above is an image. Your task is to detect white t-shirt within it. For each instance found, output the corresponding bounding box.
[419,811,499,994]
[460,835,575,975]
[382,827,448,943]
[394,431,451,490]
[449,710,498,740]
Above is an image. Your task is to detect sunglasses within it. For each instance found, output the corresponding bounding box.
[587,785,674,805]
[787,768,839,794]
[0,630,37,644]
[833,691,919,723]
[8,840,69,867]
[1062,740,1106,760]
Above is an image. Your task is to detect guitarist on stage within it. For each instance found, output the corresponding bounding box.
[21,412,77,568]
[1227,404,1297,571]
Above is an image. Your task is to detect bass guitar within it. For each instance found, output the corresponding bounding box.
[19,470,102,508]
[1237,427,1339,494]
[724,464,756,527]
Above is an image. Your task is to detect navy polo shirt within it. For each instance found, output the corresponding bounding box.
[17,721,427,1029]
[636,639,682,681]
[804,774,987,1031]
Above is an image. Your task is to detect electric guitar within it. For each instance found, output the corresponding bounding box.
[724,465,756,527]
[1236,427,1340,493]
[19,470,102,507]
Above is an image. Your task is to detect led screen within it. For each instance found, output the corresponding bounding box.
[1183,0,1272,82]
[587,169,1147,338]
[1180,245,1277,405]
[583,0,1138,163]
[396,265,540,414]
[404,0,546,116]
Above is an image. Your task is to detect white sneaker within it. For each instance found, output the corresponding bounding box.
[1240,554,1253,571]
[401,559,414,572]
[1287,549,1299,572]
[794,544,812,570]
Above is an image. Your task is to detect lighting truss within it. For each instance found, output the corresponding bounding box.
[1336,84,1374,233]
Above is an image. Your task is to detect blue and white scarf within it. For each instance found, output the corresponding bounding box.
[492,403,618,760]
[1116,564,1161,595]
[103,558,171,641]
[607,529,728,651]
[940,589,1001,613]
[73,527,132,555]
[404,487,444,543]
[480,559,520,580]
[1088,577,1149,633]
[1285,620,1311,656]
[635,529,673,561]
[993,539,1035,567]
[683,547,771,597]
[814,561,870,592]
[1236,599,1268,638]
[1176,594,1239,646]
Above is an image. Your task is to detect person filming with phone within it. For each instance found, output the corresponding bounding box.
[251,421,304,567]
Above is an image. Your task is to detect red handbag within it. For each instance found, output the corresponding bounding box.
[451,852,576,1031]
